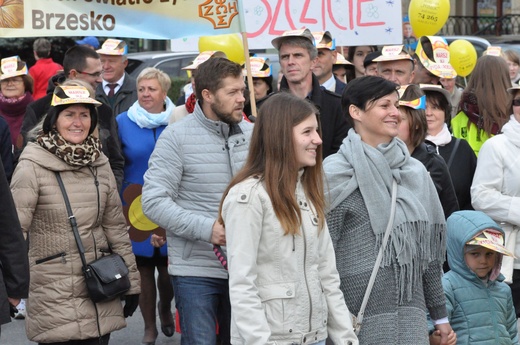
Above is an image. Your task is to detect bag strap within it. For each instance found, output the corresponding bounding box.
[55,172,88,269]
[355,179,398,329]
[446,137,461,169]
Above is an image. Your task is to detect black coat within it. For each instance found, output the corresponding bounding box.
[412,142,459,218]
[258,74,349,158]
[0,117,13,182]
[333,76,346,95]
[20,93,125,191]
[437,138,477,211]
[95,72,138,117]
[0,159,29,325]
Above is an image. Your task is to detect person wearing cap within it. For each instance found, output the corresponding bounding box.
[439,77,463,119]
[21,45,124,191]
[312,31,346,94]
[76,36,100,50]
[376,45,415,85]
[324,76,454,345]
[332,53,353,84]
[243,56,273,117]
[430,211,519,345]
[346,45,378,81]
[422,84,476,212]
[452,55,511,156]
[504,49,520,85]
[363,50,382,77]
[412,36,456,85]
[116,67,176,345]
[397,84,459,219]
[10,82,141,344]
[0,56,34,148]
[471,80,520,316]
[95,39,137,116]
[142,57,252,345]
[29,38,63,100]
[269,28,349,158]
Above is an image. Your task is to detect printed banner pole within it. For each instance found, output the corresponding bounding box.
[242,32,257,119]
[235,0,256,119]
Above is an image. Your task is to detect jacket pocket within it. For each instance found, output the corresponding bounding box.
[35,252,67,265]
[257,282,296,336]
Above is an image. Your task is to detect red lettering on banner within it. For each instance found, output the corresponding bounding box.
[247,0,385,38]
[300,0,317,25]
[248,0,272,38]
[269,0,296,35]
[327,0,345,30]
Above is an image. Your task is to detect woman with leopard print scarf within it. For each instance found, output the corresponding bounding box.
[10,83,141,345]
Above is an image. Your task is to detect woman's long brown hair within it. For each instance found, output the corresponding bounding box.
[463,55,512,134]
[218,92,325,235]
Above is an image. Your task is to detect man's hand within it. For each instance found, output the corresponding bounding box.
[211,220,226,246]
[7,297,20,307]
[150,233,166,248]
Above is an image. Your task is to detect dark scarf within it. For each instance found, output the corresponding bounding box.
[185,93,197,114]
[460,91,500,139]
[0,92,34,145]
[36,129,101,167]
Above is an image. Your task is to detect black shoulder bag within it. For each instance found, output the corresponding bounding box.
[55,172,130,303]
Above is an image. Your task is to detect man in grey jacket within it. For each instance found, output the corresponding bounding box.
[142,57,252,345]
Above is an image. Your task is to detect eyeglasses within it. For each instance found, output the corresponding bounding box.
[76,70,103,78]
[0,78,23,85]
[513,99,520,107]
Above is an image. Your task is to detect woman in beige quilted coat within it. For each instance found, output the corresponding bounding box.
[10,83,140,345]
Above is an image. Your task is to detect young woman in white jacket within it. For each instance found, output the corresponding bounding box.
[219,92,358,345]
[471,83,520,317]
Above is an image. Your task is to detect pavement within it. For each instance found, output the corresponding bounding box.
[0,306,181,345]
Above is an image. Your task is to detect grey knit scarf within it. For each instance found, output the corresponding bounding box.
[324,129,446,303]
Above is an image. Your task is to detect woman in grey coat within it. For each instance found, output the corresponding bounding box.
[323,76,455,345]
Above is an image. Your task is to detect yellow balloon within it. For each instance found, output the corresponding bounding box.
[409,0,450,37]
[449,39,477,77]
[198,34,245,64]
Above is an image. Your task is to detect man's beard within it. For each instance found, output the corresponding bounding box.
[210,100,242,125]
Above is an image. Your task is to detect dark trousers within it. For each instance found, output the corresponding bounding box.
[38,333,110,345]
[511,269,520,317]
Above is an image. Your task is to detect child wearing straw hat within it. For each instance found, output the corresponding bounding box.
[429,210,519,345]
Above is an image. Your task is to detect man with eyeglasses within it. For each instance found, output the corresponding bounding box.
[95,39,137,116]
[20,45,124,191]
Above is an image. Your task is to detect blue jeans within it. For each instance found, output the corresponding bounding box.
[172,276,231,345]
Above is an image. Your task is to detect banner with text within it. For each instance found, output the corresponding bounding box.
[0,0,243,39]
[172,0,403,50]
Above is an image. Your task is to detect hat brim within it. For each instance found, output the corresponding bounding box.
[0,70,27,80]
[271,32,314,50]
[51,94,102,107]
[420,84,452,103]
[508,85,520,94]
[373,54,413,62]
